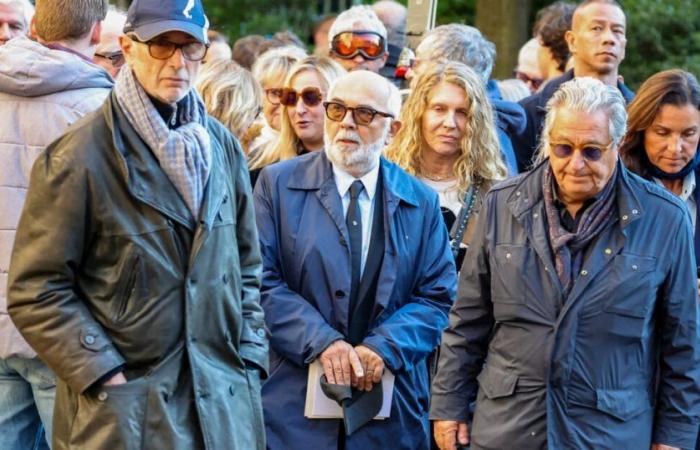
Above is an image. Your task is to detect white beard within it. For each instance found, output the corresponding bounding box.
[324,126,388,176]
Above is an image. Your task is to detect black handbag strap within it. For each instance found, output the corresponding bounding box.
[450,179,480,259]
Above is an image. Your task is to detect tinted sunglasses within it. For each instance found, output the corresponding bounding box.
[323,101,394,126]
[265,88,283,105]
[280,87,323,107]
[95,50,125,67]
[331,31,386,60]
[549,141,613,162]
[130,35,209,61]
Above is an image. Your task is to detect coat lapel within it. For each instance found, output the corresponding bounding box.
[105,94,195,231]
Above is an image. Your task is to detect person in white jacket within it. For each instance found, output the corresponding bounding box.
[0,1,113,448]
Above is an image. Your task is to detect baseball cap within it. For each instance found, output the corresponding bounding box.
[123,0,210,44]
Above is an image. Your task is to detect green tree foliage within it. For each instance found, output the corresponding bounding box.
[620,0,700,89]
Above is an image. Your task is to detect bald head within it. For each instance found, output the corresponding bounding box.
[329,70,401,117]
[566,0,626,85]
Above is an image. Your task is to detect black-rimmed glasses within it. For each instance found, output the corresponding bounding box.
[323,101,394,126]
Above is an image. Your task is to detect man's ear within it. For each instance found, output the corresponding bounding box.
[89,21,102,46]
[565,30,576,55]
[119,34,134,65]
[29,16,37,40]
[385,119,401,145]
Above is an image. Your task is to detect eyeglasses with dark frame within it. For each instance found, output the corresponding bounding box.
[548,138,614,162]
[129,35,209,61]
[330,31,387,61]
[265,88,284,105]
[280,87,324,108]
[94,50,125,67]
[323,101,394,126]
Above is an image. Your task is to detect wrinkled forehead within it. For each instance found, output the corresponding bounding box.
[330,77,390,110]
[0,3,26,24]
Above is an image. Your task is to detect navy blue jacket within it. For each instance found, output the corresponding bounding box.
[431,160,700,449]
[512,70,635,172]
[254,152,456,450]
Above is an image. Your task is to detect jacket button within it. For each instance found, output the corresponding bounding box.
[339,237,346,246]
[97,391,108,401]
[256,329,265,338]
[84,335,96,345]
[335,290,346,298]
[189,277,198,284]
[580,270,588,276]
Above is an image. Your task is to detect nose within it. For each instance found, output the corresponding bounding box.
[443,110,457,128]
[668,135,683,153]
[0,23,11,42]
[569,150,587,171]
[339,108,356,129]
[168,47,187,69]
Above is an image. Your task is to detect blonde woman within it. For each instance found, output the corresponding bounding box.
[195,59,262,148]
[386,60,507,265]
[248,56,345,185]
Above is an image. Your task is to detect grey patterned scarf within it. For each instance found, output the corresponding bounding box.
[114,68,211,218]
[543,165,617,296]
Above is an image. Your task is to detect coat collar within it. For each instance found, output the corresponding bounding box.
[103,92,197,230]
[286,151,420,208]
[507,158,644,228]
[537,69,634,109]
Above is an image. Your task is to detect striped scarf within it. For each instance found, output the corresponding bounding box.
[114,68,211,218]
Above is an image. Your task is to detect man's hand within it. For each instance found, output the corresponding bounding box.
[434,420,469,450]
[319,340,363,385]
[102,372,127,386]
[354,345,384,391]
[651,444,680,450]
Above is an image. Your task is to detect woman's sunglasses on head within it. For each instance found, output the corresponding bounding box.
[330,31,386,60]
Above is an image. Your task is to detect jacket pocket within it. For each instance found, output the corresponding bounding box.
[603,254,656,318]
[491,244,530,304]
[595,387,652,421]
[477,365,518,399]
[112,248,141,323]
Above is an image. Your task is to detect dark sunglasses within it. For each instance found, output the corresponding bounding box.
[280,87,323,107]
[331,31,386,60]
[265,88,284,105]
[95,50,125,67]
[549,140,613,162]
[130,35,209,61]
[323,101,394,126]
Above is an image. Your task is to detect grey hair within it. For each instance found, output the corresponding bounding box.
[415,24,495,84]
[328,5,387,45]
[536,77,627,163]
[371,0,407,49]
[0,0,34,29]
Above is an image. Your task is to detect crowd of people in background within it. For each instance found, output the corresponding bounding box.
[1,0,700,449]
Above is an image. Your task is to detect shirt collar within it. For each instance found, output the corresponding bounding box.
[653,171,696,202]
[332,162,380,201]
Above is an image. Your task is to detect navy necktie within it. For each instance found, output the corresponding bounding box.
[347,180,364,293]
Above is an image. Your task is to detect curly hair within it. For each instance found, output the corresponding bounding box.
[384,61,507,196]
[249,56,345,170]
[533,1,575,72]
[620,69,700,178]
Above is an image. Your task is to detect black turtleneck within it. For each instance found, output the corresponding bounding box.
[147,93,187,129]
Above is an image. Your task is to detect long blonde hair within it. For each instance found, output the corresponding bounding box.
[196,59,262,139]
[385,60,507,195]
[255,56,345,168]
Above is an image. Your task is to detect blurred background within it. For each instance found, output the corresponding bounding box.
[109,0,699,90]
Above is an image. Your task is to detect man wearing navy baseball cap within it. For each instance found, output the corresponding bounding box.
[7,0,268,449]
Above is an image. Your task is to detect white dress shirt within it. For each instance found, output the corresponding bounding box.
[333,163,380,277]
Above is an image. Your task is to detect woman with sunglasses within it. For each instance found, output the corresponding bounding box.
[248,46,307,169]
[248,56,345,185]
[386,61,508,269]
[619,70,700,304]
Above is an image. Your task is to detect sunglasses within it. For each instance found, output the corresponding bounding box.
[131,36,209,61]
[323,101,394,126]
[280,87,323,107]
[95,50,125,67]
[549,140,613,162]
[331,31,386,60]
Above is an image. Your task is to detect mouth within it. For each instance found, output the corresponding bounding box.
[296,121,311,128]
[597,51,617,58]
[438,135,459,143]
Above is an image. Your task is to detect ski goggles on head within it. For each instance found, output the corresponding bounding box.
[330,31,387,60]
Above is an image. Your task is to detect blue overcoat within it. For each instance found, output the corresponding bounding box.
[254,152,456,450]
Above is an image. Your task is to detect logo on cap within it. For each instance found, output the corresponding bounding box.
[183,0,195,19]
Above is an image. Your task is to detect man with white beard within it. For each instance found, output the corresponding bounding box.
[253,70,457,450]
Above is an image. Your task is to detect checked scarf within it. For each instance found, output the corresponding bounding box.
[543,165,617,296]
[114,68,211,218]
